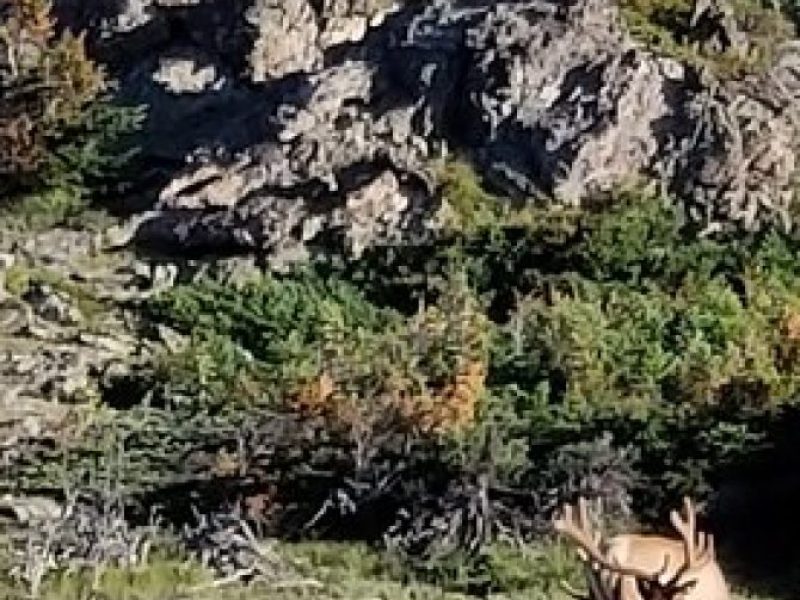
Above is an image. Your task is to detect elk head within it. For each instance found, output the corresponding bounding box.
[553,496,725,600]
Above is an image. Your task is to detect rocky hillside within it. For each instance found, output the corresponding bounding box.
[3,0,800,598]
[57,0,800,262]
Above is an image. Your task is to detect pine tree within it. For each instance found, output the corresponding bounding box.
[0,0,143,195]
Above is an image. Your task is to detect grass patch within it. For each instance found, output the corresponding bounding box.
[37,560,209,600]
[437,159,508,235]
[0,540,780,600]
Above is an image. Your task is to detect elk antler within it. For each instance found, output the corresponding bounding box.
[659,497,715,589]
[553,497,667,583]
[554,496,717,600]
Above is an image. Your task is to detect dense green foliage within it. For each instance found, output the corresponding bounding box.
[147,271,488,431]
[146,273,394,410]
[329,168,800,519]
[11,161,799,565]
[15,164,795,579]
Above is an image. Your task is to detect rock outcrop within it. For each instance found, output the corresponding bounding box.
[52,0,800,263]
[672,49,800,232]
[0,227,179,447]
[459,0,678,201]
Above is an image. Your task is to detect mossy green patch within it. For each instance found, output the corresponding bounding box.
[0,186,88,232]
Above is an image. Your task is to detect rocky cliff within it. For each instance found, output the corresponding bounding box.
[53,0,800,264]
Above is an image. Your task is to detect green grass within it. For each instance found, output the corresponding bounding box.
[35,560,209,600]
[437,159,508,235]
[0,540,575,600]
[0,540,783,600]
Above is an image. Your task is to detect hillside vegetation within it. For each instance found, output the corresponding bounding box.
[2,0,800,599]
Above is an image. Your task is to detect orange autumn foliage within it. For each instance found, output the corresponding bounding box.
[289,359,487,437]
[781,308,800,343]
[288,281,489,439]
[389,359,486,435]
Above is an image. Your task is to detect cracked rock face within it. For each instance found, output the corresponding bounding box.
[247,0,322,82]
[53,0,800,262]
[459,0,677,202]
[152,52,226,94]
[671,47,800,232]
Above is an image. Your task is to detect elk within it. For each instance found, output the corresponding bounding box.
[553,497,729,600]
